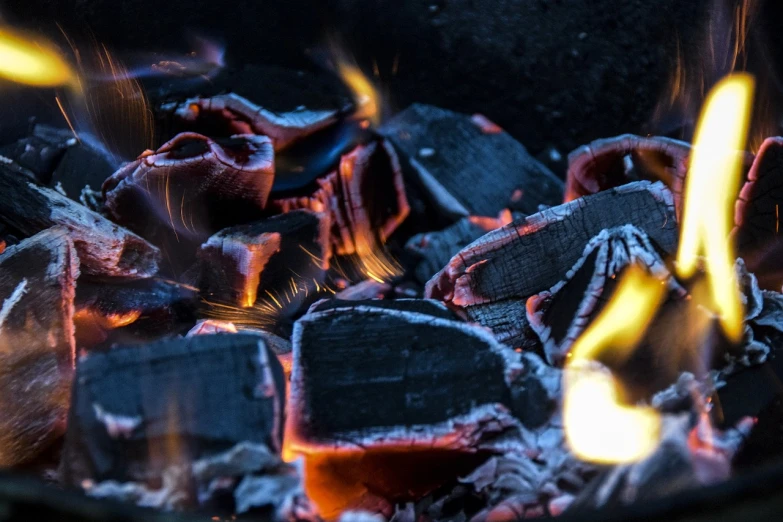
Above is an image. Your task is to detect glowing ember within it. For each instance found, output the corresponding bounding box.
[0,28,76,88]
[563,263,667,464]
[676,73,754,342]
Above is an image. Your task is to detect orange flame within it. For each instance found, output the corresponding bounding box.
[334,48,381,127]
[563,264,667,464]
[566,74,754,464]
[676,73,753,342]
[0,27,76,88]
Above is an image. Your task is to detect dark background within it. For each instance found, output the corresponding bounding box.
[2,0,783,159]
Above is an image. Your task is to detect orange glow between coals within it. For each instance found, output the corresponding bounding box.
[676,73,754,342]
[563,264,667,464]
[0,28,76,88]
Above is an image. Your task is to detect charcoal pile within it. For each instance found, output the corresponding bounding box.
[2,41,783,522]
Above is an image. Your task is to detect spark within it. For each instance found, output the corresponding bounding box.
[55,96,80,142]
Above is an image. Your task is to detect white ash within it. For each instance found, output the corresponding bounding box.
[85,466,191,511]
[91,403,142,439]
[0,279,27,331]
[79,186,103,212]
[192,441,280,481]
[234,459,318,521]
[339,510,386,522]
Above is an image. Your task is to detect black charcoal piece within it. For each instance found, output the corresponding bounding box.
[288,302,521,449]
[49,134,118,200]
[0,131,68,183]
[61,334,286,485]
[380,104,563,218]
[0,164,160,279]
[0,126,118,199]
[406,214,510,284]
[307,298,460,321]
[426,181,678,339]
[193,210,329,310]
[0,227,78,466]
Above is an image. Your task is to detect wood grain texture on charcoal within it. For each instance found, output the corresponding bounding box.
[380,104,564,218]
[0,165,160,278]
[61,334,285,485]
[0,227,78,466]
[288,302,520,448]
[427,181,677,308]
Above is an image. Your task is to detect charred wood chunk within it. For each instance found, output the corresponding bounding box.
[0,165,160,279]
[268,139,409,256]
[160,93,339,151]
[288,302,520,450]
[194,210,329,309]
[61,334,286,485]
[0,227,78,466]
[103,132,275,243]
[527,225,672,365]
[406,213,511,284]
[734,137,783,290]
[380,104,563,218]
[74,278,198,346]
[566,134,691,212]
[426,182,678,335]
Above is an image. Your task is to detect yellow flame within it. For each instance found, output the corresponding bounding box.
[564,264,667,464]
[0,28,75,88]
[337,61,380,127]
[676,73,753,342]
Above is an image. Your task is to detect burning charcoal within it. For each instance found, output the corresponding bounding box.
[103,132,275,243]
[426,181,679,344]
[380,104,563,219]
[268,139,409,257]
[0,227,78,466]
[566,134,691,211]
[734,137,783,290]
[61,334,286,486]
[406,212,512,284]
[192,210,329,310]
[74,278,198,346]
[0,164,160,278]
[287,301,522,452]
[527,226,673,365]
[566,414,753,512]
[161,93,339,151]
